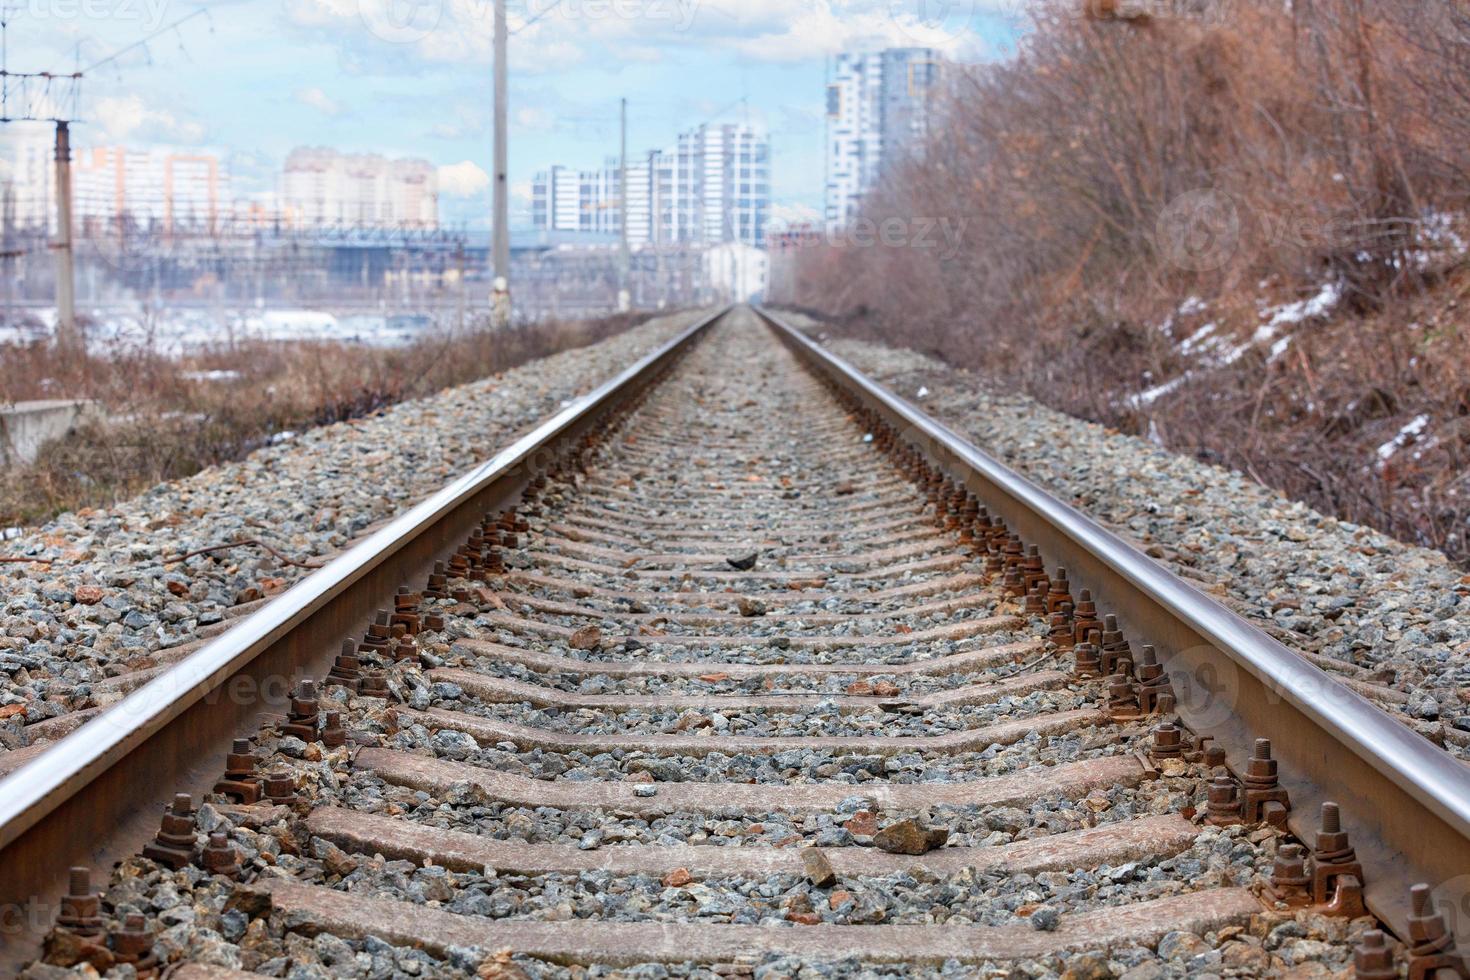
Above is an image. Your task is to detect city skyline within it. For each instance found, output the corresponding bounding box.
[0,1,1019,231]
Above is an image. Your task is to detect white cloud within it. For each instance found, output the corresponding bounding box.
[92,95,207,144]
[515,106,556,131]
[724,3,985,62]
[439,160,491,196]
[295,87,348,117]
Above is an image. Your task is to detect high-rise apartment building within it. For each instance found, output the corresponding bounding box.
[533,122,769,249]
[824,48,942,230]
[70,147,229,233]
[281,148,438,229]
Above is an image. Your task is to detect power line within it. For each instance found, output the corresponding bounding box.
[82,6,211,74]
[509,0,567,35]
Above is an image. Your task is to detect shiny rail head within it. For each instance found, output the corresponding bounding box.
[0,306,731,854]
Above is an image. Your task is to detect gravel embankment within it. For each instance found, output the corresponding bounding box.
[781,310,1470,754]
[0,311,706,746]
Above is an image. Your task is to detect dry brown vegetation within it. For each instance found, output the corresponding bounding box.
[779,0,1470,561]
[0,313,643,529]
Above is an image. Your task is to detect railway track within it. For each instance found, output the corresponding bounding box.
[3,305,1470,977]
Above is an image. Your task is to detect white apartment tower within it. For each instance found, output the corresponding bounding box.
[825,48,942,230]
[533,122,769,249]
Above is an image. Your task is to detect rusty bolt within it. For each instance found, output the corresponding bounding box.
[199,832,241,880]
[1352,930,1397,980]
[281,679,320,741]
[1406,882,1469,979]
[1267,843,1311,906]
[1072,590,1101,647]
[263,769,300,806]
[360,669,390,699]
[110,912,159,974]
[322,710,347,748]
[1072,640,1102,678]
[1312,802,1364,906]
[142,794,197,870]
[1106,672,1140,718]
[1242,738,1290,825]
[324,639,363,693]
[1150,722,1184,761]
[1205,775,1242,827]
[57,867,103,938]
[1046,568,1072,615]
[1099,615,1132,676]
[1134,645,1173,714]
[1002,567,1025,599]
[1021,545,1047,595]
[1048,612,1075,651]
[425,560,449,599]
[214,737,262,804]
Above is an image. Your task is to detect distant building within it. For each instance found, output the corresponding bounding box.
[533,122,770,249]
[824,48,943,230]
[281,148,437,229]
[0,122,61,232]
[70,146,229,233]
[704,242,769,303]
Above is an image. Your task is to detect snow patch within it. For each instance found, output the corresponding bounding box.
[1178,322,1217,355]
[1376,415,1430,465]
[1127,374,1191,409]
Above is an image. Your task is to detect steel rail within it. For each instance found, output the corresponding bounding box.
[756,305,1470,943]
[0,306,728,967]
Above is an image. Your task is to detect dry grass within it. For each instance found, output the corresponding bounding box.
[0,313,644,529]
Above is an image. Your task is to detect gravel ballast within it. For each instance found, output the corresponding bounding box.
[0,311,704,748]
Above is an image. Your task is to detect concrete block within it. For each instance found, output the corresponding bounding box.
[0,400,98,465]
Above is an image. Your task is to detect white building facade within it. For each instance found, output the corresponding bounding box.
[0,123,61,232]
[533,122,770,250]
[70,147,230,233]
[825,48,942,230]
[280,148,438,229]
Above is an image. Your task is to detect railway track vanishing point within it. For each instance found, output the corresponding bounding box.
[1,305,1468,977]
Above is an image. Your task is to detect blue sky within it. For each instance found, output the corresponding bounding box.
[8,0,1023,229]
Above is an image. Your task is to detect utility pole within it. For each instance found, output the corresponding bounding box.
[456,241,466,334]
[2,178,14,322]
[618,97,630,313]
[490,0,511,329]
[53,120,78,352]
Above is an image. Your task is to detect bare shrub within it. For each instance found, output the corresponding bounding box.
[781,0,1470,559]
[0,313,644,527]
